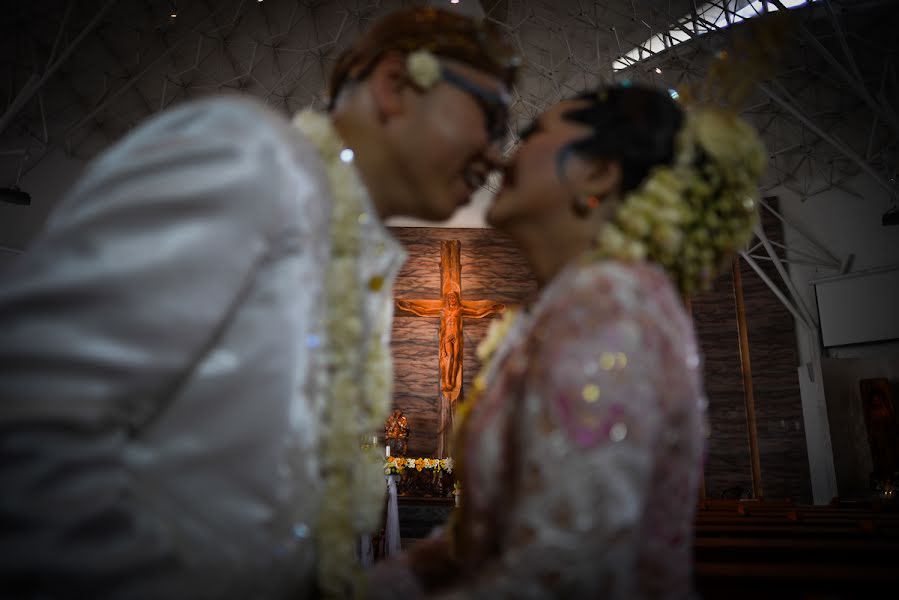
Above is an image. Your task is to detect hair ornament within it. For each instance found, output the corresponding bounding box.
[591,13,790,294]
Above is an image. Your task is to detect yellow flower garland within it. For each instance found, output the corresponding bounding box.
[383,455,455,475]
[453,309,521,433]
[292,109,392,598]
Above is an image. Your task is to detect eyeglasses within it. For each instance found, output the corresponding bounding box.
[439,67,511,143]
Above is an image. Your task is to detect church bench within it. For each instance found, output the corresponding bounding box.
[696,511,899,525]
[695,518,899,534]
[695,511,899,536]
[695,520,899,590]
[696,504,897,515]
[694,524,899,539]
[695,501,899,531]
[695,556,899,574]
[693,536,899,564]
[697,499,898,515]
[695,562,899,597]
[698,499,796,510]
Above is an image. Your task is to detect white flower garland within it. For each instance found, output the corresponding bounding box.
[475,308,520,363]
[453,309,521,434]
[292,109,392,598]
[593,107,765,294]
[284,51,456,594]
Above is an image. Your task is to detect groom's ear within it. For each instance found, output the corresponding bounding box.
[367,52,408,120]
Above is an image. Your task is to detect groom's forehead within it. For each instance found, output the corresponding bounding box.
[441,58,510,95]
[326,8,519,103]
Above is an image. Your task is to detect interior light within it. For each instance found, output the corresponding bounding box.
[611,1,819,73]
[655,67,662,74]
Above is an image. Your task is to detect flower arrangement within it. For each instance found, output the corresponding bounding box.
[292,109,393,597]
[593,106,765,295]
[384,455,455,475]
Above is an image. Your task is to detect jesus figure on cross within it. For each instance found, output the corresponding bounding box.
[398,290,503,394]
[395,240,505,458]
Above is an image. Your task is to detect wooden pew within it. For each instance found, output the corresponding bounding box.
[693,499,899,596]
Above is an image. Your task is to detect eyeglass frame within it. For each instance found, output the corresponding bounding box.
[438,66,512,143]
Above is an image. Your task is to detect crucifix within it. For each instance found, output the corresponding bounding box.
[396,240,505,458]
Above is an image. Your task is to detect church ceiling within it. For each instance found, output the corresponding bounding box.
[1,0,896,204]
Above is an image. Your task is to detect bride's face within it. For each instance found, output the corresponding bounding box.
[486,99,595,229]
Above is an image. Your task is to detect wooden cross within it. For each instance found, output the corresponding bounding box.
[395,240,505,458]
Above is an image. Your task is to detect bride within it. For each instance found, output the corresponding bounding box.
[366,83,765,598]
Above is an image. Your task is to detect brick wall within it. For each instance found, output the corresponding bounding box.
[389,215,811,501]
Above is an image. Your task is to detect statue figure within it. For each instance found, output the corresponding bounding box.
[397,292,504,394]
[440,292,463,392]
[385,409,409,457]
[394,239,505,458]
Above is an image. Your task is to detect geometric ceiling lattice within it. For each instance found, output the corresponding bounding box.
[1,0,897,206]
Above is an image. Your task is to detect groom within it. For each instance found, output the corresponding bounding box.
[0,7,518,600]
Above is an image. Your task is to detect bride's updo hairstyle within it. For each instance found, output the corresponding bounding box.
[560,85,685,195]
[564,83,766,294]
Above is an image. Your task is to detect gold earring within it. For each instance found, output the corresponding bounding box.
[571,194,601,219]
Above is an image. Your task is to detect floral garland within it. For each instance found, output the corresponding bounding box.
[475,308,520,363]
[287,51,443,596]
[384,455,455,475]
[292,109,391,598]
[593,107,766,294]
[444,309,522,550]
[451,308,521,471]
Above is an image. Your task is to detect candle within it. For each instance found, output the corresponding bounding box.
[385,445,391,457]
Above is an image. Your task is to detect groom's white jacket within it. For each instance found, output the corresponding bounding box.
[0,96,404,599]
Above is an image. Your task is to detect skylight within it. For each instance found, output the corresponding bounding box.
[612,0,818,72]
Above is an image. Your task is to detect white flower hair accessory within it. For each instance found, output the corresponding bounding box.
[406,49,442,89]
[592,106,764,295]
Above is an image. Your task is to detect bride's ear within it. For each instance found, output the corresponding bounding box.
[570,158,623,218]
[584,158,623,200]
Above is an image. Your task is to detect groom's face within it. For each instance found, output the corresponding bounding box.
[388,59,510,222]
